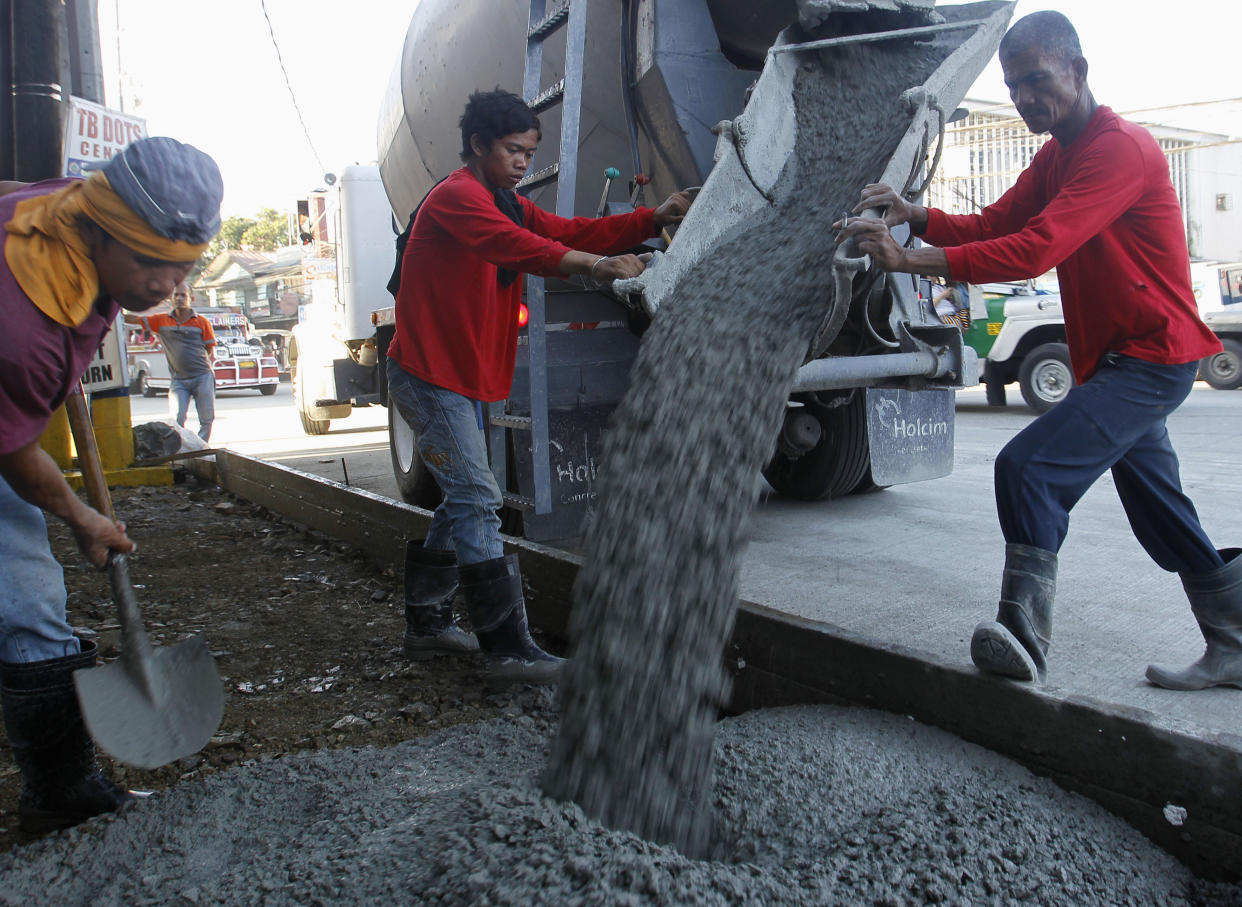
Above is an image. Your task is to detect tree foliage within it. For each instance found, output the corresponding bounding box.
[206,208,290,258]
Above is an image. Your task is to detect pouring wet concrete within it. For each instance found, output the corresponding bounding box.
[2,701,1237,905]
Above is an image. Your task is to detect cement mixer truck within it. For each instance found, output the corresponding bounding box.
[289,0,1014,544]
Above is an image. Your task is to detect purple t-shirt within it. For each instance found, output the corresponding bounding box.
[0,179,120,455]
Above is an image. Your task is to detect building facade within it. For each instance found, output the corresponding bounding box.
[924,100,1242,264]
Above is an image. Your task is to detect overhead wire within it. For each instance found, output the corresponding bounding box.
[259,0,326,175]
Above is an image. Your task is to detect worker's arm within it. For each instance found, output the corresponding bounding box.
[833,217,951,277]
[0,440,134,567]
[558,250,646,281]
[927,131,1145,284]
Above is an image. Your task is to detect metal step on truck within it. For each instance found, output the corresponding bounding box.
[289,0,1016,545]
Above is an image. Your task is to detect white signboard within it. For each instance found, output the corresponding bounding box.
[63,97,147,392]
[62,96,148,178]
[79,316,130,394]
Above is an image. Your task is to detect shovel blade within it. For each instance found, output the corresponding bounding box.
[73,636,225,769]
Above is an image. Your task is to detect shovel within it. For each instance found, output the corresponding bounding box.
[65,390,225,769]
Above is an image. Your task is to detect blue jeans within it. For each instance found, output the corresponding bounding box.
[170,372,215,441]
[386,361,504,566]
[0,474,79,663]
[995,354,1222,574]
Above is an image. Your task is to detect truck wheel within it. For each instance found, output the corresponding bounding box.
[1201,339,1242,390]
[850,465,888,495]
[388,402,442,509]
[1018,343,1073,412]
[762,393,870,501]
[295,368,330,435]
[259,383,278,396]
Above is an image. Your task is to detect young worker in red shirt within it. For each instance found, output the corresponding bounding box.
[387,89,691,684]
[838,11,1237,691]
[0,138,223,831]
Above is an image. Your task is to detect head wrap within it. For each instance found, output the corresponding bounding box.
[3,137,223,326]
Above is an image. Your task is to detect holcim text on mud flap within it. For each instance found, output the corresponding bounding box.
[890,417,950,439]
[556,458,598,485]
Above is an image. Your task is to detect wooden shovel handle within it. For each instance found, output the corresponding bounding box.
[64,389,115,522]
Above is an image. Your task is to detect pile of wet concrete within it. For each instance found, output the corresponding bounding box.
[3,702,1237,904]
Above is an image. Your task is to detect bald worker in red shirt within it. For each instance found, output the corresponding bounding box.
[838,11,1237,692]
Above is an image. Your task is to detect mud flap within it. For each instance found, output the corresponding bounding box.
[511,406,612,544]
[865,387,954,486]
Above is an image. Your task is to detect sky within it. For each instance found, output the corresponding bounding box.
[97,0,1241,219]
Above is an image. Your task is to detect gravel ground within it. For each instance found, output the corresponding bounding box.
[2,702,1239,905]
[0,475,565,855]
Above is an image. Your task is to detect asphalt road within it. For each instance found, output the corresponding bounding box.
[129,380,1242,736]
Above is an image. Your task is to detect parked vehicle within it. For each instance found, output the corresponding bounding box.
[957,281,1071,413]
[1200,309,1242,391]
[205,311,281,395]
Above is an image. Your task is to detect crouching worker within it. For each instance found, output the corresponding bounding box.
[0,138,223,831]
[388,89,692,684]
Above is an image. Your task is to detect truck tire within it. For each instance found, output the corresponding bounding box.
[259,383,278,396]
[762,393,870,501]
[1018,342,1073,413]
[388,401,442,509]
[295,368,330,435]
[1201,338,1242,390]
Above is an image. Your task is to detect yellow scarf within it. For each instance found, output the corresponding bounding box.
[3,173,210,326]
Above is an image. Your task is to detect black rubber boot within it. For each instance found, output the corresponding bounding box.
[1,641,136,833]
[403,540,479,659]
[1147,548,1242,691]
[460,554,564,685]
[970,544,1057,682]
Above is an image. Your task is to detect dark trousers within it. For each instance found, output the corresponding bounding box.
[994,354,1222,575]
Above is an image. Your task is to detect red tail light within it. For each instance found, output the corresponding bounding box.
[517,302,529,328]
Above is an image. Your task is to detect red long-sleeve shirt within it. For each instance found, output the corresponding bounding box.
[920,106,1219,383]
[388,167,658,401]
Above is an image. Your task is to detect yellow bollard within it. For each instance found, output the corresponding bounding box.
[90,394,136,471]
[40,404,74,469]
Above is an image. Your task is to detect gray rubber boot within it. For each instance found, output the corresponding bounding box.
[460,554,564,685]
[1,641,136,833]
[1146,548,1242,691]
[970,544,1057,682]
[402,540,479,659]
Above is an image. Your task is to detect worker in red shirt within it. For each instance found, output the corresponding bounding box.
[387,89,691,684]
[838,11,1237,691]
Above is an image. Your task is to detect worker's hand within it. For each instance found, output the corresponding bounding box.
[72,509,136,569]
[845,183,927,230]
[834,217,910,272]
[652,189,694,228]
[590,254,647,282]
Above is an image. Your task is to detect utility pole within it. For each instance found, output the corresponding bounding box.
[0,0,12,179]
[11,0,66,181]
[66,0,104,104]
